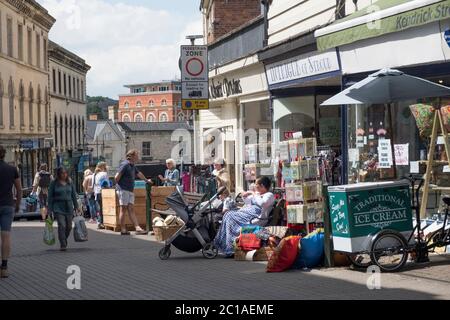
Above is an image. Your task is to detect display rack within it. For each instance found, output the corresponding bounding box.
[420,106,450,218]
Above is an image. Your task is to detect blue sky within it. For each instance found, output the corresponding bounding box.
[37,0,203,98]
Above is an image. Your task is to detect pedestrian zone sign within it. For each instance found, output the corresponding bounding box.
[181,45,209,110]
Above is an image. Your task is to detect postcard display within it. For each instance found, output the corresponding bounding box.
[245,138,324,232]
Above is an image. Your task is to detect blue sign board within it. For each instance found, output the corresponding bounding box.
[444,29,450,48]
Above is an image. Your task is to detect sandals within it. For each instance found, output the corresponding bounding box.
[120,231,130,236]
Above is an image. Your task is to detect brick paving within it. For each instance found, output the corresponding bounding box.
[0,221,449,300]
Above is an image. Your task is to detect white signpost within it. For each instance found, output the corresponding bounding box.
[181,45,209,110]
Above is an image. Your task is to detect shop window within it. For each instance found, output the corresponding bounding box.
[346,102,421,184]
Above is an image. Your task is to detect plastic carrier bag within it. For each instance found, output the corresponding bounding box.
[73,216,88,242]
[43,217,56,246]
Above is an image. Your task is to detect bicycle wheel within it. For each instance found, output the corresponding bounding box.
[370,230,408,272]
[347,253,372,268]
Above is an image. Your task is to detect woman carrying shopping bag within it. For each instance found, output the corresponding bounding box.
[47,167,80,251]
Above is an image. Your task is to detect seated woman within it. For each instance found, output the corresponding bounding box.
[214,176,275,257]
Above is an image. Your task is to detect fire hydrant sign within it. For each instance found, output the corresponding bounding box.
[181,45,209,110]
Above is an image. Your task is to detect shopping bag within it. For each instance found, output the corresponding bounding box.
[43,217,55,246]
[237,233,261,251]
[73,215,88,242]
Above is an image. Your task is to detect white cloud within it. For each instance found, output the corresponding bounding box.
[39,0,203,98]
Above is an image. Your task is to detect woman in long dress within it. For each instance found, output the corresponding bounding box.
[214,176,274,257]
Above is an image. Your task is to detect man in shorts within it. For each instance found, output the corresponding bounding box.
[115,149,152,235]
[0,146,22,278]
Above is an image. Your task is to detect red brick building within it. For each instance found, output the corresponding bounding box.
[200,0,262,44]
[118,81,191,123]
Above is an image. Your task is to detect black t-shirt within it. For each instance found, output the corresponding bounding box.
[0,160,19,206]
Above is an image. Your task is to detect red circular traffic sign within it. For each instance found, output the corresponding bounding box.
[185,58,204,77]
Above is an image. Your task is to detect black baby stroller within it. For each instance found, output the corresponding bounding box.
[154,186,227,260]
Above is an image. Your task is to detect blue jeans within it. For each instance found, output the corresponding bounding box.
[95,194,103,224]
[87,196,97,220]
[0,206,14,232]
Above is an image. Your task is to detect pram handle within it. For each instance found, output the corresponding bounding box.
[193,186,228,215]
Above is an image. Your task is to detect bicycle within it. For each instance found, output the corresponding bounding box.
[347,175,450,272]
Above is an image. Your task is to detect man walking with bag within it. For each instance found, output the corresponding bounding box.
[115,149,152,236]
[0,146,22,278]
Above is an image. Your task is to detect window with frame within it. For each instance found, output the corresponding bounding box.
[58,71,62,94]
[36,34,40,68]
[142,142,151,157]
[18,24,23,61]
[52,69,56,93]
[7,17,13,57]
[124,101,129,108]
[149,100,154,107]
[136,101,142,107]
[27,28,32,65]
[160,113,168,122]
[135,114,143,122]
[147,113,155,122]
[161,99,167,106]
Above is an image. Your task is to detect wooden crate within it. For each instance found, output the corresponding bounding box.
[102,188,148,232]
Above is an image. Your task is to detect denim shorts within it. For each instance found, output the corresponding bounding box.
[0,206,14,232]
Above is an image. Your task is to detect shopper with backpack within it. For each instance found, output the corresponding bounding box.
[92,162,109,230]
[82,169,97,223]
[32,163,53,221]
[47,167,79,251]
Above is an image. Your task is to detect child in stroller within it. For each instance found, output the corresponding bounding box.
[155,186,227,260]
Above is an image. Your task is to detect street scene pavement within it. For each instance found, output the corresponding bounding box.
[1,221,449,300]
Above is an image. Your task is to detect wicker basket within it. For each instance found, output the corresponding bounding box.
[153,225,181,242]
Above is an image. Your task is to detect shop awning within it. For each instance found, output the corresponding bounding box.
[315,0,450,52]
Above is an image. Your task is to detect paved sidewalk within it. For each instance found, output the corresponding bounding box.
[0,221,449,300]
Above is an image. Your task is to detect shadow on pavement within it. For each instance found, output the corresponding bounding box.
[0,225,443,300]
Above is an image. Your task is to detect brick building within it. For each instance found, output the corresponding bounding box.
[118,80,191,123]
[200,0,263,44]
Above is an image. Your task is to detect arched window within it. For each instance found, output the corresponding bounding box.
[44,87,49,130]
[161,99,167,106]
[0,76,4,127]
[177,113,185,122]
[122,114,131,122]
[159,112,168,122]
[37,85,42,130]
[69,116,73,148]
[19,80,24,128]
[135,113,143,122]
[147,113,155,122]
[28,82,34,130]
[65,116,68,148]
[149,100,154,107]
[124,101,129,108]
[8,77,14,128]
[54,115,58,148]
[136,101,142,108]
[59,115,63,150]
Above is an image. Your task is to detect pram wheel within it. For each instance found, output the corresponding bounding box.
[159,246,171,260]
[202,243,218,259]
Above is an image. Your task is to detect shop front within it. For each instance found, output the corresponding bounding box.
[315,0,450,215]
[258,45,344,187]
[196,55,270,192]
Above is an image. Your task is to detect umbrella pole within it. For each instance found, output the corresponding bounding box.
[387,103,397,179]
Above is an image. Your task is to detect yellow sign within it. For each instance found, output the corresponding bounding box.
[182,99,209,110]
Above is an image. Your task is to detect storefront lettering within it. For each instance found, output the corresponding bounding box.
[394,3,450,31]
[209,78,242,99]
[353,194,405,212]
[266,51,340,85]
[354,209,407,226]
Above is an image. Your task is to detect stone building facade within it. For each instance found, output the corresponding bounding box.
[0,0,55,190]
[49,40,90,178]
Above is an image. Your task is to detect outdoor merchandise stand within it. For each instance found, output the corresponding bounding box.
[102,182,149,232]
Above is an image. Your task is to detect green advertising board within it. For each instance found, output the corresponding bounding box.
[328,181,413,252]
[317,0,450,51]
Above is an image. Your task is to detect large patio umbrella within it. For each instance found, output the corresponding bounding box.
[321,68,450,178]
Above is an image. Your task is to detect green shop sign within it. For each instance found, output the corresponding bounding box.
[318,0,450,51]
[329,185,413,238]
